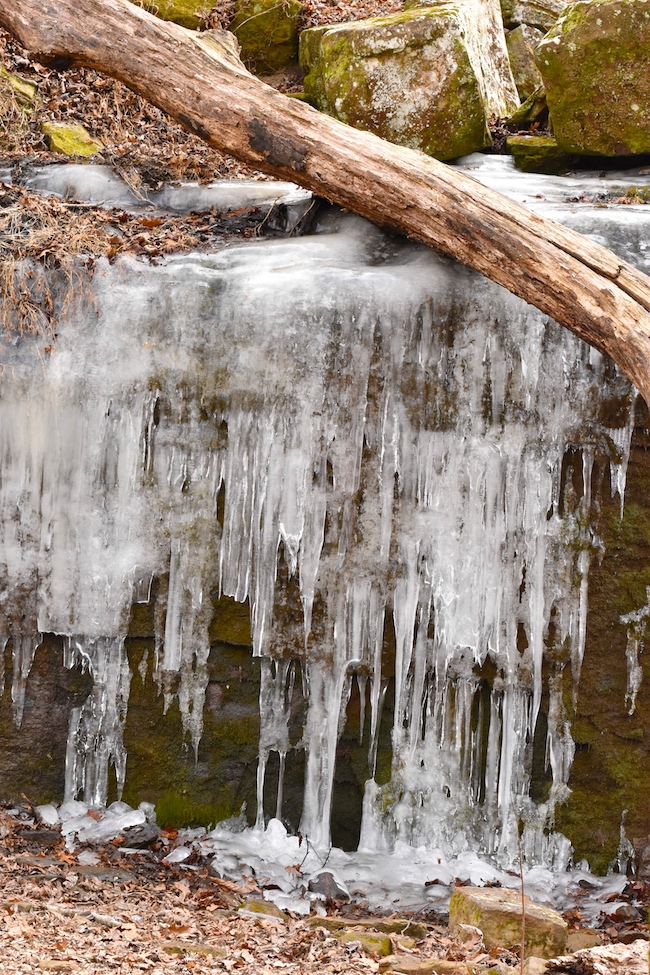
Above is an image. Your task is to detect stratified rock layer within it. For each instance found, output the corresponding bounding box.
[537,0,650,156]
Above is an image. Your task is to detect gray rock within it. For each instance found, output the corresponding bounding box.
[121,822,160,848]
[307,871,350,902]
[501,0,566,30]
[449,886,568,959]
[566,928,604,951]
[506,24,545,101]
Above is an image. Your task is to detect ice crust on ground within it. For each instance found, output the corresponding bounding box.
[49,797,632,919]
[0,160,647,896]
[20,164,313,218]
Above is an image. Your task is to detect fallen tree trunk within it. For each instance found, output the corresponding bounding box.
[2,0,650,400]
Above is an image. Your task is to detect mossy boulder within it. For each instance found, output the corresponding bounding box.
[301,6,497,161]
[506,134,572,173]
[338,931,392,957]
[239,897,287,918]
[230,0,302,75]
[506,24,545,101]
[537,0,650,156]
[501,0,567,30]
[41,122,103,158]
[138,0,207,29]
[449,887,568,959]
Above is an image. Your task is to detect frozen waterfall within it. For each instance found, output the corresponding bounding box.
[0,156,648,874]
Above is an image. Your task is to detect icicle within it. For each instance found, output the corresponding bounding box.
[620,587,650,716]
[11,631,42,728]
[607,394,637,519]
[63,636,131,807]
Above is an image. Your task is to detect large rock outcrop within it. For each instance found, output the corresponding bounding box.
[301,0,519,161]
[537,0,650,156]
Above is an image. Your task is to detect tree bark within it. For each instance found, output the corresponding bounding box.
[1,0,650,400]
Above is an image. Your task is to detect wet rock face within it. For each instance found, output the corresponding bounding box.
[555,408,650,874]
[537,0,650,156]
[230,0,302,75]
[0,637,92,803]
[300,6,496,161]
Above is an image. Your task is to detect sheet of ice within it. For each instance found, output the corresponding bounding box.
[58,798,145,845]
[620,587,650,716]
[0,164,642,883]
[163,846,192,864]
[454,153,650,209]
[199,816,631,918]
[21,165,313,222]
[16,797,645,918]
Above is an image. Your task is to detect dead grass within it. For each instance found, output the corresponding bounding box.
[0,73,29,154]
[0,182,280,340]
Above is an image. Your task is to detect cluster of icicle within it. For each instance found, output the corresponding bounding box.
[0,202,639,870]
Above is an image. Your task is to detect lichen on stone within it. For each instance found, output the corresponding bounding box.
[300,6,495,161]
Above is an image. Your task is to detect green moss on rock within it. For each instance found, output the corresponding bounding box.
[138,0,207,29]
[209,594,252,646]
[300,6,492,161]
[339,931,392,957]
[41,122,103,158]
[231,0,302,75]
[506,134,572,173]
[0,67,37,107]
[120,639,260,826]
[537,0,650,155]
[449,887,568,958]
